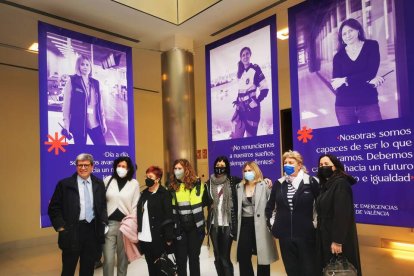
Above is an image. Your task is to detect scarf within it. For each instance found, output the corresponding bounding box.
[210,174,232,227]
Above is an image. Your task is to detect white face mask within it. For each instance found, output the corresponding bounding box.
[174,168,184,180]
[116,167,128,178]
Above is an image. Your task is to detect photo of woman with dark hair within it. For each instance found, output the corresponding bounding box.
[331,18,385,125]
[231,47,269,138]
[62,55,107,145]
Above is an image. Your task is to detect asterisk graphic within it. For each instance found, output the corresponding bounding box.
[44,132,69,155]
[297,126,313,143]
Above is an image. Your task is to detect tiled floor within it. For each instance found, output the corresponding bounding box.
[1,240,413,275]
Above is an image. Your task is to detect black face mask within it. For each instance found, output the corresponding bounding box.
[214,167,226,175]
[145,178,156,187]
[318,166,334,179]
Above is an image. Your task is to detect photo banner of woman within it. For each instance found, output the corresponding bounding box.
[288,0,414,227]
[39,22,135,227]
[205,15,281,180]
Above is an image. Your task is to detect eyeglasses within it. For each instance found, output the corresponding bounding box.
[77,164,91,168]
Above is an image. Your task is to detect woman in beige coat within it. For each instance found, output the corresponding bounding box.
[236,161,278,276]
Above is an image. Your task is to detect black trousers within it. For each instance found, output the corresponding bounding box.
[279,237,317,276]
[140,241,164,276]
[174,226,204,276]
[210,226,234,276]
[237,217,270,276]
[61,222,98,276]
[73,125,106,145]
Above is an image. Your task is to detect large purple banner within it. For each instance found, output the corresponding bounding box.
[39,22,135,227]
[289,0,414,227]
[205,16,280,179]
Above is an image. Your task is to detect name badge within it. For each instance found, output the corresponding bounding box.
[87,107,94,114]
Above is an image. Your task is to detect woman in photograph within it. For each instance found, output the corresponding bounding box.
[236,161,278,276]
[331,18,385,125]
[265,151,319,276]
[206,156,240,276]
[231,47,269,138]
[137,166,174,276]
[62,55,107,145]
[103,156,140,276]
[168,159,210,276]
[316,154,362,276]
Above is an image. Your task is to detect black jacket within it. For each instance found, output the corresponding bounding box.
[206,175,240,240]
[137,185,174,257]
[316,174,362,276]
[265,173,319,240]
[48,173,108,251]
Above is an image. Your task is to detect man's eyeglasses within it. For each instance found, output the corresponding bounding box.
[77,164,91,168]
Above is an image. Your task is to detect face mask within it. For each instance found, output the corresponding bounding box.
[174,169,184,180]
[214,167,226,175]
[284,164,295,176]
[318,166,334,179]
[244,171,255,181]
[145,178,156,187]
[116,167,128,178]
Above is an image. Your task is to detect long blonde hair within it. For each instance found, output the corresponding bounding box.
[241,161,263,185]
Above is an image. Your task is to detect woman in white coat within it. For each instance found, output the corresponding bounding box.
[236,161,278,276]
[103,156,140,276]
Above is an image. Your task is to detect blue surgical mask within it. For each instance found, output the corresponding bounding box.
[174,168,184,180]
[244,171,255,181]
[284,164,295,176]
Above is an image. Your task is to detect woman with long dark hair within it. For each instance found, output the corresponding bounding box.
[103,156,140,276]
[316,154,362,276]
[206,156,239,276]
[231,47,269,138]
[168,159,210,276]
[331,18,385,125]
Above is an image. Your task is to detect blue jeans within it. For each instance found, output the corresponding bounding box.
[335,104,382,125]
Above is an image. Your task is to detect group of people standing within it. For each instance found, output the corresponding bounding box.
[48,151,361,276]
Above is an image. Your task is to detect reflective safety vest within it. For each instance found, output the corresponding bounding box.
[172,182,205,229]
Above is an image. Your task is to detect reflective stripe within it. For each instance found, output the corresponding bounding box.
[192,206,202,213]
[178,201,190,206]
[178,210,192,215]
[196,220,204,228]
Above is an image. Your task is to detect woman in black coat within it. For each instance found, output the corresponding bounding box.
[137,166,174,276]
[265,150,319,276]
[316,154,362,276]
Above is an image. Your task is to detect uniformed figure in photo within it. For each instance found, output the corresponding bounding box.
[231,47,269,138]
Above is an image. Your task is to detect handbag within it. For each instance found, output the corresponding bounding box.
[323,254,357,276]
[154,252,177,276]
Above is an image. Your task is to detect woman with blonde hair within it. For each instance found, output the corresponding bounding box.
[62,55,107,145]
[168,159,210,276]
[265,151,320,276]
[236,161,278,276]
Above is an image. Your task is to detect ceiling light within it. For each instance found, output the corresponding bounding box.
[28,42,38,52]
[277,28,289,40]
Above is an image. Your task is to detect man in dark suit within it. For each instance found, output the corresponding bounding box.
[48,153,108,276]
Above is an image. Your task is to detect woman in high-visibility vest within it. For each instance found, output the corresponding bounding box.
[236,161,278,276]
[168,159,210,276]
